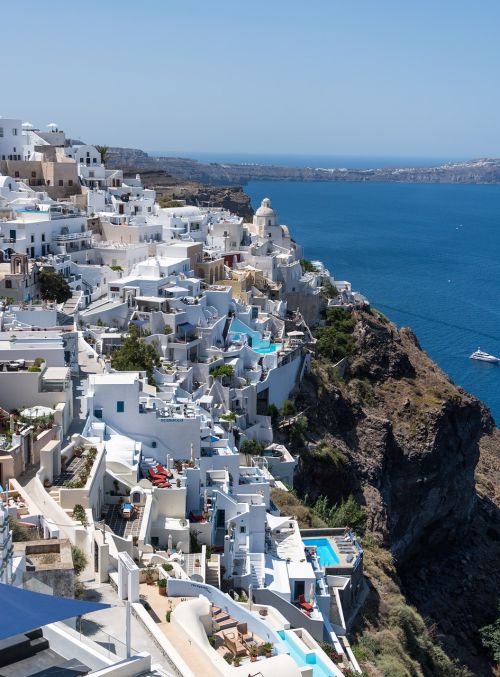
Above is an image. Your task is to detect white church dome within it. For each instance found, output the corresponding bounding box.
[255,197,276,218]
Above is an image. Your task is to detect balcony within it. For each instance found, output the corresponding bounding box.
[53,230,92,242]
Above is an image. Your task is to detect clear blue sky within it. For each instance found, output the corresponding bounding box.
[2,0,499,158]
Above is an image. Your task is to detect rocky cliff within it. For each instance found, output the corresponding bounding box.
[106,146,500,186]
[289,309,499,674]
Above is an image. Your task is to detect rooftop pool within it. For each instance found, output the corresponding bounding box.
[254,343,280,354]
[303,537,340,567]
[278,630,337,677]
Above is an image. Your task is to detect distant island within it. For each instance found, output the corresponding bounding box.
[107,147,500,186]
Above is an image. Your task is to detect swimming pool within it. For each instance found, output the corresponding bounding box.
[278,630,337,677]
[254,343,280,354]
[303,537,340,567]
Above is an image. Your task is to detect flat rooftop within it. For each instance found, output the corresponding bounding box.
[92,372,138,385]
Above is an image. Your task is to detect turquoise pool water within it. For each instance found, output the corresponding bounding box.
[303,537,340,567]
[254,343,279,354]
[229,317,279,354]
[278,630,335,677]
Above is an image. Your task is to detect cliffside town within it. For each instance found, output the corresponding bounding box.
[0,117,498,677]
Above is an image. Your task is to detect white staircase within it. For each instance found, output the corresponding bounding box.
[249,552,265,588]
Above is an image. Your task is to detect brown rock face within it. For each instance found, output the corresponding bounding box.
[294,309,499,672]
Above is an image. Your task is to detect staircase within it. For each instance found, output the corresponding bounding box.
[249,552,265,588]
[59,291,82,319]
[206,555,221,588]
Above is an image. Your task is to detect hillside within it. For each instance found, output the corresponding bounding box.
[106,147,500,186]
[274,308,500,675]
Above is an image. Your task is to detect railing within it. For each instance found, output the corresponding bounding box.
[53,230,92,241]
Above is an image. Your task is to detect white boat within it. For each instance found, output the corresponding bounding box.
[470,348,500,364]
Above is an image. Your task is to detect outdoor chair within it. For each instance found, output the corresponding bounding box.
[298,594,313,612]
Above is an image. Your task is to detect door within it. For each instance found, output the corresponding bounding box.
[294,580,305,601]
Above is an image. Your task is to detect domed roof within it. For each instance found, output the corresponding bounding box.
[255,197,276,218]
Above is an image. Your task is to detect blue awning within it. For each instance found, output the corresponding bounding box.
[130,319,147,327]
[178,322,196,333]
[0,583,112,641]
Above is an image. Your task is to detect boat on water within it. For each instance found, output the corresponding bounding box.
[470,348,500,364]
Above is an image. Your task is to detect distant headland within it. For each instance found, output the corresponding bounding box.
[107,147,500,186]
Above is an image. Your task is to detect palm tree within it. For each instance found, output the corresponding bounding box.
[95,145,109,165]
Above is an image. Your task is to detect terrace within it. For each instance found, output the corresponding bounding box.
[104,504,144,538]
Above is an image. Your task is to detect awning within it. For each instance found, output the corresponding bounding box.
[0,583,112,641]
[130,319,147,327]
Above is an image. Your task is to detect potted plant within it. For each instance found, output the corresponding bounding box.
[176,478,181,488]
[165,610,172,622]
[44,478,52,489]
[263,642,273,658]
[145,563,156,585]
[233,656,241,667]
[259,607,268,617]
[249,644,258,662]
[208,635,217,648]
[157,578,167,596]
[74,445,84,458]
[194,558,201,567]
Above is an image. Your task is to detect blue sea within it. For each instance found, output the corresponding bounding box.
[243,179,500,424]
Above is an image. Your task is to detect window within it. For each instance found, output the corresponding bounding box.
[68,180,73,186]
[0,127,3,137]
[41,233,45,242]
[58,180,63,186]
[14,171,19,178]
[79,158,83,163]
[31,171,36,178]
[116,401,125,413]
[13,128,17,136]
[239,525,246,533]
[5,280,12,289]
[93,158,97,163]
[30,235,34,243]
[94,409,103,419]
[89,171,94,178]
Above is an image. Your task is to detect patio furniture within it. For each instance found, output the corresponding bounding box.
[237,622,255,646]
[298,594,313,612]
[120,503,134,519]
[223,630,246,657]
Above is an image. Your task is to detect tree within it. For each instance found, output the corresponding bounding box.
[38,269,71,303]
[95,145,109,165]
[300,259,316,273]
[240,439,266,455]
[111,325,161,383]
[480,609,500,664]
[71,545,88,577]
[10,517,33,542]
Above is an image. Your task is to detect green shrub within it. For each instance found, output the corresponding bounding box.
[27,365,41,372]
[479,609,500,663]
[280,399,295,417]
[71,545,88,576]
[300,259,316,273]
[315,307,357,362]
[210,364,234,380]
[10,517,33,542]
[240,439,266,455]
[312,494,367,535]
[267,403,279,423]
[72,504,88,526]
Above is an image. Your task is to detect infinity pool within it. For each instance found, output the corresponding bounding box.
[278,630,336,677]
[303,537,340,567]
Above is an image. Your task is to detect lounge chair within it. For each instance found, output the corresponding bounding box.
[298,594,313,612]
[223,630,246,656]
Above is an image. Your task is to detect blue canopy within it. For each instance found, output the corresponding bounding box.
[0,583,112,641]
[130,319,147,327]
